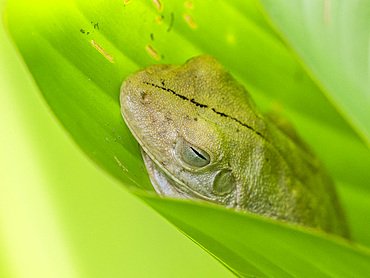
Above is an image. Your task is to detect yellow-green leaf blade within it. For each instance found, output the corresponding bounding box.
[256,0,370,146]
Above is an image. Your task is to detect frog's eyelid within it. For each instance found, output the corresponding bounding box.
[190,146,208,161]
[174,137,210,168]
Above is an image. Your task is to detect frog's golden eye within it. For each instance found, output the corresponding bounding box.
[213,170,236,196]
[174,137,210,168]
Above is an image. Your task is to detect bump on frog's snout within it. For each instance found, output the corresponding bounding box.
[140,91,150,103]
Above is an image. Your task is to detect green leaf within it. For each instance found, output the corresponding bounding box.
[255,0,370,146]
[141,195,370,277]
[5,0,370,277]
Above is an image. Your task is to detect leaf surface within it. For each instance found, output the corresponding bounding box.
[5,0,370,276]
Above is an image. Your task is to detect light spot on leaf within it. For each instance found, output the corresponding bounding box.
[146,45,160,60]
[183,14,197,28]
[156,16,163,24]
[90,40,114,63]
[185,2,193,9]
[152,0,162,12]
[114,156,128,172]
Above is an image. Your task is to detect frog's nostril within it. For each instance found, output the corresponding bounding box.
[140,91,149,102]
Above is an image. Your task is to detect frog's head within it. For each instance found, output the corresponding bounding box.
[120,55,262,209]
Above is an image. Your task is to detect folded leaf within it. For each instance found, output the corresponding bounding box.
[256,0,370,146]
[5,0,370,276]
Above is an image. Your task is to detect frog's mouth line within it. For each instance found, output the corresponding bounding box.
[141,147,223,204]
[141,149,200,200]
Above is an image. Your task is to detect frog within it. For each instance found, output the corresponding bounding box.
[120,55,350,238]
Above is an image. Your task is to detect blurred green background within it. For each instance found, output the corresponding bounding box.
[0,2,233,277]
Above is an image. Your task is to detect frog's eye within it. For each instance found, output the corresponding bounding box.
[174,137,210,168]
[213,170,236,196]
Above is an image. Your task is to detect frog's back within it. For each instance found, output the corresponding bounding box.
[195,56,352,238]
[260,115,351,238]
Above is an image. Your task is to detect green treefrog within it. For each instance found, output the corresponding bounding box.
[120,55,350,238]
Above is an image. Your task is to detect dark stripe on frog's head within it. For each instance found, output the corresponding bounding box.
[143,81,264,138]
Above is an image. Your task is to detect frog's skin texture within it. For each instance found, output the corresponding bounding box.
[120,55,350,238]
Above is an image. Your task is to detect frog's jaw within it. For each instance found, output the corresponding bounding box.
[141,149,186,199]
[141,148,224,204]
